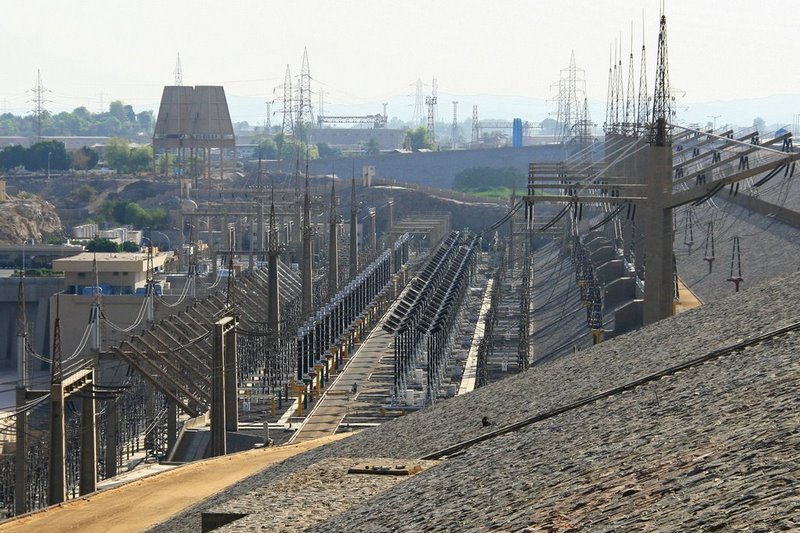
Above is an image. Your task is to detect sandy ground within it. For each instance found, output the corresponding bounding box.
[0,433,351,533]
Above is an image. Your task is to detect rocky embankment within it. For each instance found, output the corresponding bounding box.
[0,194,64,243]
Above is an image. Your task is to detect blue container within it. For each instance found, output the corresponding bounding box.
[512,118,523,148]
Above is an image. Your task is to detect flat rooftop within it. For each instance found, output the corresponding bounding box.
[53,252,171,272]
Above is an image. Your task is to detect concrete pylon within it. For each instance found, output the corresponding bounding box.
[268,199,281,333]
[47,382,66,505]
[349,177,358,279]
[369,209,377,252]
[258,201,265,252]
[643,117,674,325]
[302,173,313,315]
[509,186,516,270]
[328,181,339,296]
[387,198,394,234]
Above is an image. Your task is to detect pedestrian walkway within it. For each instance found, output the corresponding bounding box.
[290,312,397,443]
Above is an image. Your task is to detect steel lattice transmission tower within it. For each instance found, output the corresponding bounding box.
[431,77,438,124]
[651,12,672,140]
[625,34,636,136]
[637,20,650,136]
[28,70,50,141]
[614,42,624,132]
[554,51,586,142]
[451,101,459,149]
[278,64,295,146]
[411,79,425,126]
[425,95,437,147]
[604,48,614,133]
[296,47,314,141]
[471,105,479,146]
[174,53,183,86]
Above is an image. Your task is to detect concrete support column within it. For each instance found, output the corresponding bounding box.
[643,119,675,325]
[387,199,394,236]
[211,317,233,457]
[47,384,66,505]
[224,316,238,433]
[349,179,358,279]
[258,203,265,253]
[104,397,118,479]
[302,233,313,315]
[14,387,27,516]
[79,391,97,495]
[369,210,377,252]
[268,251,280,333]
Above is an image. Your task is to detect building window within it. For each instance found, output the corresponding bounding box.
[78,272,86,278]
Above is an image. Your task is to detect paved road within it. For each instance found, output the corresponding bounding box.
[0,434,351,533]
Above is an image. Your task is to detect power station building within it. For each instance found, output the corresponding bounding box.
[152,85,235,179]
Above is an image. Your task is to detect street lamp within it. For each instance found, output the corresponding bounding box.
[708,115,721,131]
[47,151,52,180]
[151,230,171,251]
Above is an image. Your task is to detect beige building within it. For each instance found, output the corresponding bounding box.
[49,251,175,358]
[54,251,171,296]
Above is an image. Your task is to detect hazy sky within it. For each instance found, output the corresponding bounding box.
[1,0,798,122]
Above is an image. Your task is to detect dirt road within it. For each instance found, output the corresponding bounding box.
[0,433,351,533]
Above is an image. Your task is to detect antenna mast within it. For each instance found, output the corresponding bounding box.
[174,53,183,86]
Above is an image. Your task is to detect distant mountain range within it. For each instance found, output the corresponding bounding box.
[227,92,800,132]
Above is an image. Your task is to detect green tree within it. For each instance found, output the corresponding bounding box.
[316,142,341,159]
[137,110,154,133]
[69,184,96,204]
[121,241,140,252]
[405,127,433,151]
[277,139,319,161]
[104,137,130,172]
[128,145,153,173]
[25,140,69,171]
[86,237,120,252]
[71,146,99,170]
[256,137,278,160]
[453,167,524,191]
[539,118,560,134]
[0,145,26,170]
[364,138,380,156]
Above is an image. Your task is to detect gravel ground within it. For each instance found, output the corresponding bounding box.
[153,269,800,532]
[673,197,800,303]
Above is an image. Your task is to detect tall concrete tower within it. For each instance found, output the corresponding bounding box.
[328,180,339,296]
[268,195,281,333]
[301,168,313,315]
[349,177,358,279]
